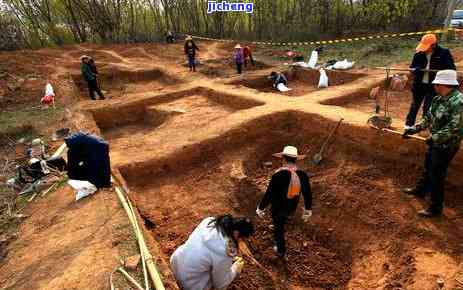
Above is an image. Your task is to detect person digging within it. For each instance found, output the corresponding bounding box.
[243,45,255,68]
[405,34,455,130]
[184,35,199,72]
[170,214,254,290]
[80,55,105,100]
[403,70,463,217]
[269,71,288,90]
[256,146,313,258]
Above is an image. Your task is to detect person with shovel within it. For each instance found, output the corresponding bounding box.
[170,214,254,290]
[405,34,456,130]
[256,146,313,258]
[403,70,463,217]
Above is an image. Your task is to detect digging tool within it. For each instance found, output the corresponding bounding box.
[375,67,463,74]
[367,68,392,129]
[369,124,427,142]
[238,240,280,286]
[312,118,344,165]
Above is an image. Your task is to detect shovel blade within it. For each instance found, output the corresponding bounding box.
[312,153,323,165]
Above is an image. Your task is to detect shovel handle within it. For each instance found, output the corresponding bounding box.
[318,118,344,154]
[382,128,427,142]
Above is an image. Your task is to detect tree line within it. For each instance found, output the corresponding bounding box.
[0,0,458,50]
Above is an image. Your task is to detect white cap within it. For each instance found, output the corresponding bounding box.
[432,70,459,86]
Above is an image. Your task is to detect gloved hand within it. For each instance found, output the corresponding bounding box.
[231,256,245,274]
[256,207,265,218]
[301,209,313,222]
[425,137,433,146]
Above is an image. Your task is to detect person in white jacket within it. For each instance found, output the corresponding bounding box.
[170,215,254,290]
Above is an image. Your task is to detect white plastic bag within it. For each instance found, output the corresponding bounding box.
[318,68,329,88]
[45,83,55,97]
[307,50,318,69]
[333,59,355,70]
[68,179,97,201]
[277,83,292,92]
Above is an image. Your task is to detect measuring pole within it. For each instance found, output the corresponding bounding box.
[444,0,458,41]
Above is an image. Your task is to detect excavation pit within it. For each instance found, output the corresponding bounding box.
[119,111,463,289]
[230,67,366,97]
[72,67,184,99]
[91,87,264,146]
[322,77,463,124]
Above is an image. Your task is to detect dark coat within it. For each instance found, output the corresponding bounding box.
[184,40,199,57]
[410,45,456,88]
[65,132,111,188]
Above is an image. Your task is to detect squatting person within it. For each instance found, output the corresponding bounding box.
[403,70,463,217]
[80,55,105,100]
[256,145,313,258]
[170,215,254,290]
[269,71,288,90]
[405,34,455,130]
[184,35,199,72]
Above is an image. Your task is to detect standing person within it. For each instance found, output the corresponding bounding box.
[256,146,313,258]
[243,45,255,67]
[184,35,199,72]
[403,70,463,217]
[234,44,244,74]
[80,55,105,100]
[170,215,254,290]
[405,34,456,129]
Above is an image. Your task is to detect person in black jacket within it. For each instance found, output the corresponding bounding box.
[405,34,456,129]
[256,146,312,258]
[80,55,105,100]
[184,36,199,72]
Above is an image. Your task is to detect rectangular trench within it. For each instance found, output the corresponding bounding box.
[118,110,463,290]
[229,67,367,97]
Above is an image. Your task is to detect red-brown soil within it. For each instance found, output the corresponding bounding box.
[121,111,463,290]
[230,67,367,97]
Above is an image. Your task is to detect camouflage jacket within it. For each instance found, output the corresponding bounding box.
[418,89,463,146]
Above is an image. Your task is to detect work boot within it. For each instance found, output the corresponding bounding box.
[402,187,425,198]
[418,208,442,218]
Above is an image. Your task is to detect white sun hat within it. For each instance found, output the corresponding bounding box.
[273,145,306,160]
[432,70,459,86]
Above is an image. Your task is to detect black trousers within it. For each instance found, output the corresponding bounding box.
[272,215,288,256]
[87,79,104,100]
[236,63,242,74]
[405,83,435,127]
[244,55,255,67]
[416,143,460,213]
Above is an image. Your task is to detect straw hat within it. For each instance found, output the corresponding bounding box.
[185,35,192,41]
[416,34,437,52]
[235,44,242,49]
[80,55,89,61]
[432,70,460,86]
[273,146,306,160]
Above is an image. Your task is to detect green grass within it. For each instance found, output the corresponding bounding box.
[262,37,463,68]
[0,104,64,135]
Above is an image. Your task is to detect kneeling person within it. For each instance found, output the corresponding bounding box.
[170,215,254,290]
[256,146,313,258]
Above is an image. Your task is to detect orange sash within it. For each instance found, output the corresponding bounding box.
[276,165,301,199]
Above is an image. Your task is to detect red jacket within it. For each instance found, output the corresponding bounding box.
[243,46,252,58]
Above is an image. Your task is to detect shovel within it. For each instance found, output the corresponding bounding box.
[312,118,344,165]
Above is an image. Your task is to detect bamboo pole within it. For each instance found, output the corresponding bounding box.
[115,187,165,290]
[118,267,145,290]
